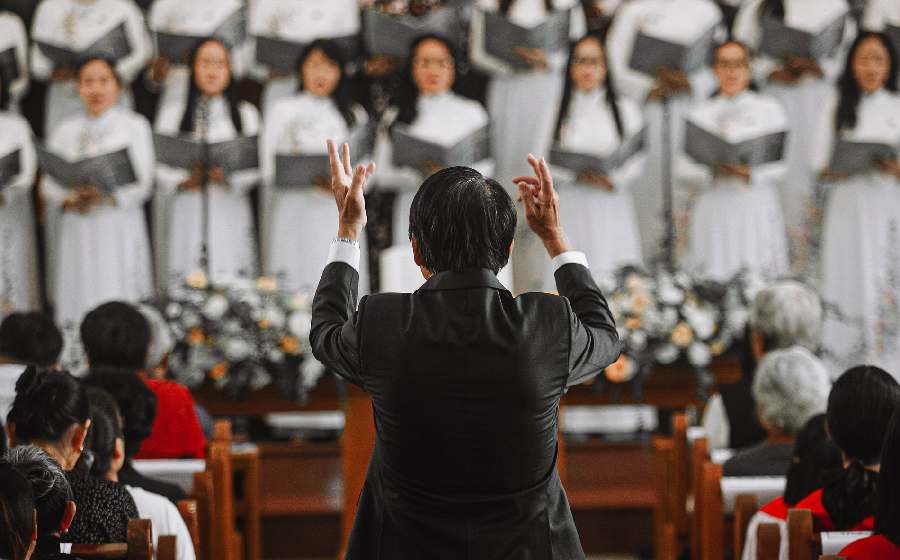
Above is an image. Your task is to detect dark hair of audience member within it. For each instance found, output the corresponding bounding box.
[554,32,624,141]
[79,387,123,479]
[876,410,900,545]
[80,301,151,371]
[0,461,35,560]
[75,56,123,85]
[783,414,842,505]
[179,38,244,135]
[835,32,898,132]
[6,446,74,539]
[408,166,516,274]
[296,38,357,127]
[822,365,900,530]
[0,313,64,367]
[6,367,90,445]
[757,0,785,19]
[82,368,156,460]
[393,33,463,127]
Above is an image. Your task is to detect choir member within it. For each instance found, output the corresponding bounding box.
[469,0,583,292]
[261,39,371,294]
[41,57,154,325]
[606,0,723,263]
[30,0,152,137]
[0,73,39,315]
[733,0,857,267]
[374,33,493,289]
[678,41,790,281]
[862,0,900,36]
[249,0,361,117]
[551,32,645,278]
[0,9,29,112]
[814,32,900,375]
[155,39,261,291]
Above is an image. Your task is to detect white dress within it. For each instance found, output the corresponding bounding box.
[155,97,261,292]
[554,89,646,278]
[606,0,723,262]
[260,92,371,294]
[374,91,494,291]
[126,486,196,560]
[678,91,790,282]
[41,106,155,325]
[733,0,855,269]
[0,112,38,314]
[30,0,152,138]
[0,11,29,111]
[815,89,900,380]
[248,0,360,117]
[147,0,249,112]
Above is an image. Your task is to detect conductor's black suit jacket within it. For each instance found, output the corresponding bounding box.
[310,260,620,559]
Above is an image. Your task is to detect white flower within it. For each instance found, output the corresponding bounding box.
[289,311,313,339]
[674,271,693,289]
[223,338,253,362]
[661,307,679,330]
[688,342,712,367]
[165,302,182,318]
[289,292,312,312]
[261,306,286,329]
[267,349,284,363]
[224,320,242,334]
[181,311,201,328]
[596,272,617,293]
[725,307,749,333]
[658,282,684,306]
[203,294,229,320]
[684,304,717,340]
[655,344,680,364]
[628,329,648,351]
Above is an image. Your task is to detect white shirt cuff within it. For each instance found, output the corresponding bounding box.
[327,239,361,271]
[551,251,589,272]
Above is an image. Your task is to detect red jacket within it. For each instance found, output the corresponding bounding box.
[136,378,206,459]
[759,496,789,520]
[794,489,875,532]
[840,534,900,560]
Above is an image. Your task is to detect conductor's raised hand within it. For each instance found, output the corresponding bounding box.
[327,139,376,240]
[513,154,571,258]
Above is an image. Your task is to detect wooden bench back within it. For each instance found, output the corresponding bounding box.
[71,519,153,560]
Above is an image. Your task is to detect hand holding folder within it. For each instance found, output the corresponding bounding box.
[390,125,491,174]
[826,139,899,177]
[684,121,787,169]
[483,9,570,71]
[274,123,376,189]
[37,146,137,196]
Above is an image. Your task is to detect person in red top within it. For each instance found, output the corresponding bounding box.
[840,409,900,560]
[795,366,900,532]
[135,305,206,460]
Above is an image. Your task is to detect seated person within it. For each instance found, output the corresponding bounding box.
[840,409,900,559]
[79,302,185,503]
[82,387,195,560]
[794,366,900,531]
[136,304,207,459]
[724,346,831,476]
[703,281,824,451]
[6,367,138,543]
[0,458,36,560]
[6,445,80,559]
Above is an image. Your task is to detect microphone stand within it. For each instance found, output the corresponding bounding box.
[197,99,211,284]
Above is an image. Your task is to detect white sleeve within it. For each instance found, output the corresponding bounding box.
[372,117,424,191]
[227,103,262,196]
[114,3,153,83]
[5,118,37,195]
[551,250,589,270]
[7,16,29,103]
[40,126,72,208]
[605,4,654,102]
[810,91,838,173]
[113,115,155,209]
[468,7,514,78]
[733,0,777,84]
[740,512,789,560]
[327,238,361,270]
[819,16,856,83]
[29,4,54,80]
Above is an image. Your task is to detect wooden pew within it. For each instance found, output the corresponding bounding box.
[733,493,758,556]
[177,499,200,558]
[212,420,262,560]
[653,436,678,560]
[690,436,710,560]
[787,509,871,560]
[71,519,154,560]
[698,462,725,560]
[757,522,782,560]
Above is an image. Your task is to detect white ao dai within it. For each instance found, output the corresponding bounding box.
[0,11,29,110]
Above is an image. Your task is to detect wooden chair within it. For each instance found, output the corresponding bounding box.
[698,462,725,560]
[757,522,782,560]
[733,493,758,557]
[157,536,177,560]
[192,470,215,560]
[71,519,153,560]
[177,499,200,558]
[211,419,262,560]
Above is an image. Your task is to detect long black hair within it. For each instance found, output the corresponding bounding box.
[0,461,34,560]
[834,32,898,132]
[783,414,842,505]
[822,366,900,530]
[876,410,900,545]
[82,366,157,461]
[179,38,244,136]
[500,0,554,14]
[0,71,9,112]
[81,387,123,479]
[393,33,462,127]
[7,367,90,446]
[296,39,357,127]
[554,32,624,141]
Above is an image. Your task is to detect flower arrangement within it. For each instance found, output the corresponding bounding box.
[596,266,767,385]
[159,273,320,402]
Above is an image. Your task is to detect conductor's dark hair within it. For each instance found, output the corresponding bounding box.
[76,57,123,85]
[82,367,156,460]
[500,0,554,13]
[408,166,516,274]
[0,460,34,560]
[80,301,151,371]
[6,445,73,538]
[783,414,842,505]
[0,312,64,367]
[82,387,123,479]
[822,365,900,530]
[297,39,357,127]
[7,367,90,444]
[394,34,462,127]
[835,32,898,132]
[877,410,900,545]
[555,32,624,141]
[179,38,243,135]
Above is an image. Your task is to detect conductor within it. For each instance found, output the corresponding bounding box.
[311,140,621,558]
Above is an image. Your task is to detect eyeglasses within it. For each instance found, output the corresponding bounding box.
[572,56,605,67]
[714,59,750,70]
[412,57,454,69]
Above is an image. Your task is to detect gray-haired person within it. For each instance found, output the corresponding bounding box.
[723,346,831,476]
[703,281,825,451]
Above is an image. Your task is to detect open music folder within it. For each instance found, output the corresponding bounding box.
[36,23,132,68]
[0,149,21,187]
[153,134,260,175]
[362,7,460,59]
[274,123,376,188]
[483,9,570,70]
[156,6,247,63]
[254,34,359,74]
[37,146,137,195]
[684,121,787,168]
[829,139,898,176]
[760,13,846,60]
[391,125,491,172]
[628,24,717,76]
[0,46,20,83]
[549,129,645,176]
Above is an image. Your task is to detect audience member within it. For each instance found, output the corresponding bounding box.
[0,459,36,560]
[0,313,63,423]
[6,446,79,560]
[6,367,138,544]
[724,346,831,476]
